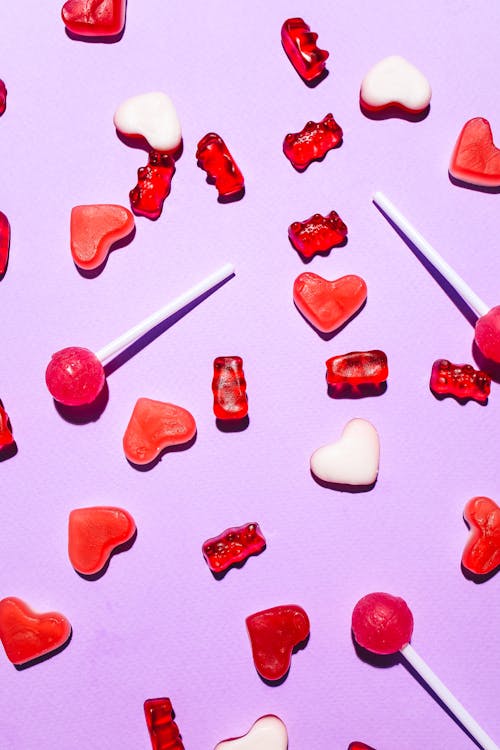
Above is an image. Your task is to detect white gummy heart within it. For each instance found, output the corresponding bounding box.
[360,55,431,112]
[215,716,288,750]
[113,91,181,151]
[310,418,379,486]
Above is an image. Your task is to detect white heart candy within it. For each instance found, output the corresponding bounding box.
[360,55,431,112]
[310,418,379,486]
[113,91,181,151]
[215,716,288,750]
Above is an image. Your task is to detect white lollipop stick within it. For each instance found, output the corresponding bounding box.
[373,191,490,318]
[95,262,234,363]
[401,644,499,750]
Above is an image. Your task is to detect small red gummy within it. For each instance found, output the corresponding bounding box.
[288,211,347,258]
[0,401,14,450]
[196,133,244,198]
[430,359,491,403]
[283,114,342,170]
[462,497,500,577]
[246,604,310,681]
[130,151,175,220]
[326,351,388,387]
[68,506,136,575]
[212,356,248,420]
[0,597,71,665]
[144,698,185,750]
[0,210,10,276]
[281,18,329,83]
[123,398,196,466]
[61,0,126,37]
[202,523,266,574]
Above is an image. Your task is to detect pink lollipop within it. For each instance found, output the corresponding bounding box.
[373,192,500,366]
[45,263,234,407]
[352,592,499,750]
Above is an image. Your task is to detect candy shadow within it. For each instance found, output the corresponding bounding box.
[258,633,310,687]
[54,381,109,425]
[430,389,488,407]
[472,341,500,382]
[75,528,138,581]
[288,139,343,173]
[14,629,73,671]
[311,469,377,494]
[328,382,387,399]
[359,99,430,122]
[289,235,348,265]
[303,68,329,88]
[216,415,249,432]
[209,545,267,581]
[126,432,197,472]
[0,441,17,462]
[448,173,500,194]
[294,297,367,341]
[75,225,137,279]
[461,561,499,584]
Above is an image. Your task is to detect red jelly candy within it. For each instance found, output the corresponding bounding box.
[0,597,71,665]
[130,151,175,220]
[326,351,388,387]
[0,401,14,450]
[0,210,10,276]
[202,523,266,574]
[246,604,310,681]
[68,506,136,576]
[462,497,500,577]
[196,133,244,198]
[45,346,105,407]
[352,592,413,655]
[70,204,135,271]
[281,18,329,83]
[0,79,6,115]
[212,356,248,420]
[144,698,184,750]
[293,273,367,334]
[283,114,342,170]
[123,398,196,465]
[430,359,491,403]
[474,306,500,365]
[349,744,376,750]
[288,211,347,259]
[61,0,126,37]
[449,118,500,188]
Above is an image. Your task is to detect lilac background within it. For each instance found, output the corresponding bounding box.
[1,1,500,748]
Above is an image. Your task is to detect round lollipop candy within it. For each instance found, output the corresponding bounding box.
[45,263,234,407]
[373,191,500,366]
[352,592,500,750]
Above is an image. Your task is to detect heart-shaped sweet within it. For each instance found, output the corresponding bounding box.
[360,55,431,113]
[293,272,367,333]
[123,398,197,466]
[462,496,500,577]
[246,604,310,681]
[310,418,379,486]
[70,204,135,270]
[215,716,288,750]
[61,0,126,38]
[68,506,136,575]
[114,92,182,153]
[449,118,500,187]
[0,597,71,665]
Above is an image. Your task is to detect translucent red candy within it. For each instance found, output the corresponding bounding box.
[449,117,500,188]
[430,359,491,403]
[61,0,126,38]
[123,398,197,466]
[462,496,500,577]
[70,204,135,271]
[326,350,389,387]
[281,18,329,83]
[352,592,413,655]
[68,507,136,576]
[196,133,244,198]
[212,356,248,420]
[130,151,175,220]
[144,698,184,750]
[283,114,342,170]
[0,210,10,276]
[202,523,266,574]
[348,743,376,750]
[293,273,367,334]
[0,79,6,115]
[474,306,500,365]
[0,402,14,450]
[288,211,347,259]
[246,604,310,681]
[45,347,105,407]
[0,597,71,665]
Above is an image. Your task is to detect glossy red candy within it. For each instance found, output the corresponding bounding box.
[462,497,500,577]
[68,506,136,575]
[281,18,329,83]
[474,306,500,365]
[0,402,14,449]
[283,114,342,170]
[288,211,347,259]
[45,346,105,406]
[449,118,500,188]
[430,359,491,403]
[130,151,175,220]
[326,350,388,387]
[0,597,71,665]
[196,133,244,198]
[293,273,367,334]
[61,0,126,37]
[246,604,310,681]
[0,79,6,115]
[348,744,376,750]
[144,698,184,750]
[123,398,197,465]
[352,592,413,655]
[212,356,248,420]
[202,523,266,574]
[0,210,10,276]
[70,204,135,270]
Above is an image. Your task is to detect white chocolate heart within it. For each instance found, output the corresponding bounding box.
[360,55,431,112]
[215,716,288,750]
[310,418,379,486]
[113,92,181,151]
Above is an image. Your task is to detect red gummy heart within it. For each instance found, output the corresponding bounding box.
[123,398,197,466]
[293,272,367,333]
[462,496,500,577]
[246,604,310,681]
[70,204,134,271]
[0,597,71,665]
[68,506,136,575]
[449,118,500,187]
[61,0,126,37]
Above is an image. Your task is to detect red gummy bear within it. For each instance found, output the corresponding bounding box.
[0,79,6,115]
[0,210,10,276]
[281,18,329,83]
[293,273,367,334]
[288,211,347,259]
[70,204,135,271]
[212,356,248,420]
[68,506,136,576]
[0,401,14,450]
[144,698,184,750]
[462,496,500,577]
[246,604,310,681]
[430,359,491,404]
[0,597,71,665]
[449,118,500,188]
[61,0,126,38]
[123,398,197,466]
[283,114,342,170]
[326,351,389,387]
[352,592,413,655]
[196,133,244,198]
[130,151,175,220]
[202,523,266,574]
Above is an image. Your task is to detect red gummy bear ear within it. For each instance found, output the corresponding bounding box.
[68,506,136,576]
[0,597,71,665]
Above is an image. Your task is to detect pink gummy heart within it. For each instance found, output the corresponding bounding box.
[68,506,136,575]
[70,204,135,270]
[123,398,197,466]
[0,597,71,665]
[61,0,126,37]
[293,272,367,334]
[246,604,310,681]
[449,118,500,187]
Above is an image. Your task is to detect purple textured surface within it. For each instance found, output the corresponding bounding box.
[1,2,500,749]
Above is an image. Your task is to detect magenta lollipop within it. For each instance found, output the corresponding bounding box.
[352,592,499,750]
